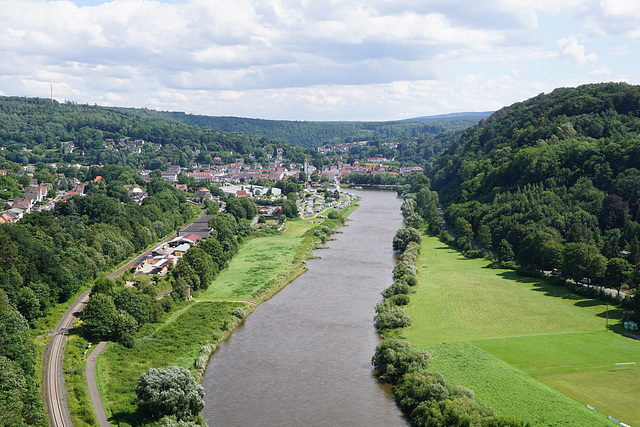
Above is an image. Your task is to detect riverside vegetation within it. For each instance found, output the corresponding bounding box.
[67,192,358,426]
[373,154,640,425]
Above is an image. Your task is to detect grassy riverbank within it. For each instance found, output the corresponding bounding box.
[406,234,640,425]
[93,197,359,425]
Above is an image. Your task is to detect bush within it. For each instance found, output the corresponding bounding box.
[393,227,423,252]
[135,366,204,421]
[410,396,496,427]
[231,307,245,319]
[382,281,411,299]
[371,338,430,384]
[389,294,410,306]
[374,306,411,331]
[463,249,486,259]
[395,369,450,413]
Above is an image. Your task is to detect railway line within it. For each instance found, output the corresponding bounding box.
[43,289,91,427]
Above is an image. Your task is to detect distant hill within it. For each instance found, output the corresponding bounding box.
[402,111,493,122]
[151,111,485,148]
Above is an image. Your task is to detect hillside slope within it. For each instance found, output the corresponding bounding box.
[429,82,640,281]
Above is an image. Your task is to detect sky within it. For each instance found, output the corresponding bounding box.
[0,0,638,121]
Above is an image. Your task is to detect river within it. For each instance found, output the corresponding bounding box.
[201,189,408,427]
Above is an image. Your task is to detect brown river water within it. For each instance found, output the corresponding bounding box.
[201,189,408,427]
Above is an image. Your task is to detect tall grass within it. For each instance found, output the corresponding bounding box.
[99,301,246,426]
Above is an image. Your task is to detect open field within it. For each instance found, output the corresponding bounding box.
[406,234,640,425]
[197,235,306,299]
[416,342,610,426]
[99,301,245,425]
[196,213,349,301]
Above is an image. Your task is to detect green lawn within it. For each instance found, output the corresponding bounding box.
[406,234,640,426]
[197,235,306,299]
[196,217,332,301]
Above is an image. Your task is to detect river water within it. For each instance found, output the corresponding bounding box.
[201,189,408,427]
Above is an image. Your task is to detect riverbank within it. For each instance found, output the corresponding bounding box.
[405,233,639,426]
[92,196,360,424]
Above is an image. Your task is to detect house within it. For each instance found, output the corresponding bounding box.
[196,188,213,202]
[0,212,14,224]
[172,243,191,257]
[11,198,32,213]
[179,215,214,239]
[128,187,148,204]
[399,166,424,176]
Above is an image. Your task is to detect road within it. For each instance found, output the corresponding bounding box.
[86,342,110,427]
[43,289,91,427]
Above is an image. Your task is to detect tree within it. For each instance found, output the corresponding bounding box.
[135,366,205,421]
[497,239,514,263]
[79,293,116,340]
[604,257,633,296]
[281,200,298,218]
[0,355,27,427]
[112,311,138,348]
[393,227,422,253]
[561,242,606,284]
[371,338,430,384]
[91,277,116,298]
[182,247,215,291]
[114,288,149,326]
[17,287,41,327]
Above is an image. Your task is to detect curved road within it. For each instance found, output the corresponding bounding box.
[86,342,110,427]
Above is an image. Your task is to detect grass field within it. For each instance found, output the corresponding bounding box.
[406,234,640,426]
[197,235,307,299]
[196,215,344,301]
[99,301,245,425]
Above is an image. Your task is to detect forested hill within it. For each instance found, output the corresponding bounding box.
[0,96,313,168]
[429,82,640,283]
[151,111,489,148]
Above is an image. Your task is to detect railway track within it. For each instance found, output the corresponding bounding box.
[43,289,91,427]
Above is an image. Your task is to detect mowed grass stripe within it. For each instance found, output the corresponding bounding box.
[471,331,640,376]
[198,236,305,299]
[416,342,610,427]
[404,234,640,425]
[405,238,605,344]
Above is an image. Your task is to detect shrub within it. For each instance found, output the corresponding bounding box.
[394,369,451,413]
[135,366,204,421]
[382,281,411,299]
[410,396,496,427]
[231,307,246,319]
[374,306,411,331]
[463,249,486,259]
[371,338,430,384]
[389,294,410,306]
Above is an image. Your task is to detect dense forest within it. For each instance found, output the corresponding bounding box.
[0,97,314,169]
[0,96,484,171]
[429,82,640,295]
[150,111,488,148]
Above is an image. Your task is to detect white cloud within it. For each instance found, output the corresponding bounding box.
[556,36,597,66]
[0,0,637,120]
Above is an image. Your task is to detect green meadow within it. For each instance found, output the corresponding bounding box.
[99,301,246,425]
[196,235,306,300]
[197,213,350,302]
[406,234,640,426]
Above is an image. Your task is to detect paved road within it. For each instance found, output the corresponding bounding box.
[86,342,110,427]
